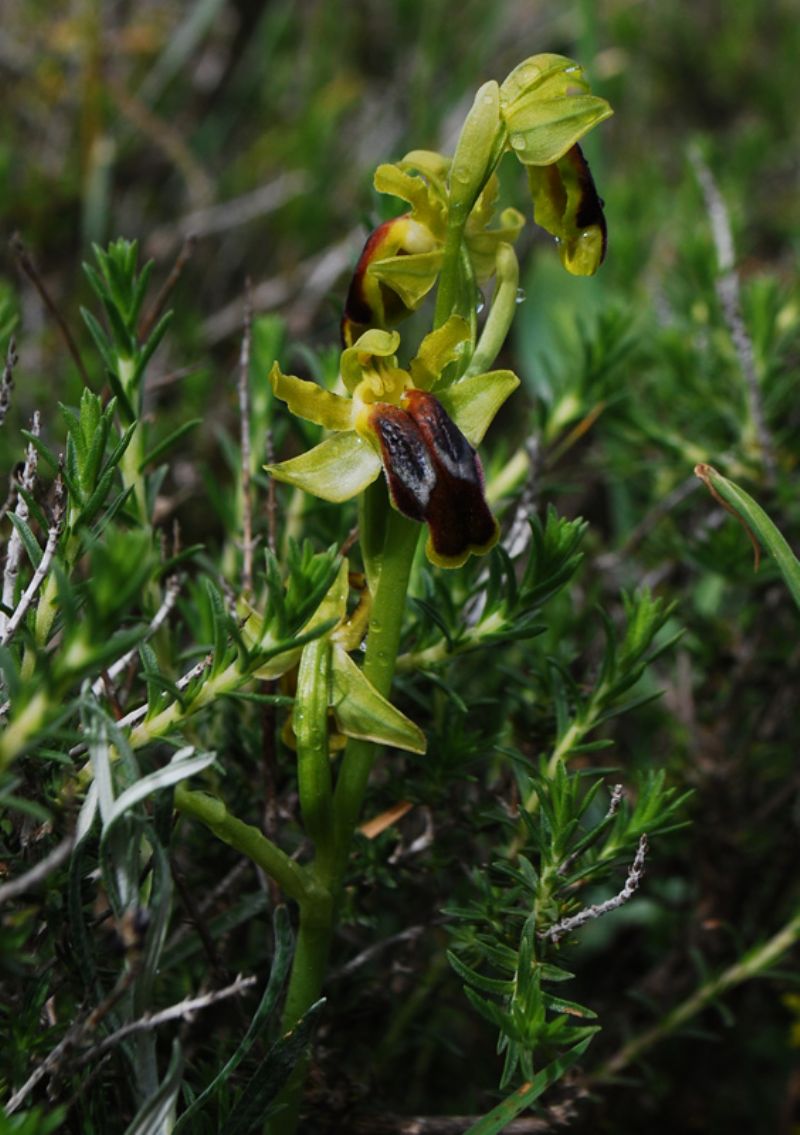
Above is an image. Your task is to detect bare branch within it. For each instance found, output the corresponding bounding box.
[10,234,90,385]
[0,411,40,638]
[1,474,65,646]
[5,965,139,1113]
[690,147,776,484]
[146,172,307,257]
[90,574,182,697]
[0,834,75,906]
[75,974,257,1067]
[238,279,254,595]
[139,234,196,341]
[0,335,17,429]
[543,835,648,943]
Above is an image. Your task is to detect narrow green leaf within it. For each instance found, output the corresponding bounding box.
[447,950,513,995]
[139,418,202,471]
[463,1037,594,1135]
[695,463,800,612]
[103,748,217,832]
[123,1040,184,1135]
[173,907,294,1133]
[220,1000,325,1135]
[7,513,43,569]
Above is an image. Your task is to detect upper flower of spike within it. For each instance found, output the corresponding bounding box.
[265,318,518,569]
[342,153,525,346]
[498,54,611,275]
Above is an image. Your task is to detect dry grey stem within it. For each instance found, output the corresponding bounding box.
[0,336,17,429]
[690,147,776,483]
[238,279,254,594]
[0,411,40,639]
[544,834,648,943]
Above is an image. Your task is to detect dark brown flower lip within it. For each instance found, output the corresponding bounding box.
[368,390,499,568]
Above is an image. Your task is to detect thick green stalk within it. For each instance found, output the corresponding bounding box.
[173,783,315,906]
[266,512,419,1135]
[329,511,419,877]
[270,908,333,1135]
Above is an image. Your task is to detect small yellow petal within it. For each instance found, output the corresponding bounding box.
[269,362,355,431]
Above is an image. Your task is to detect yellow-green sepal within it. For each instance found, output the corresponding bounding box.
[500,54,593,111]
[269,361,354,431]
[436,369,520,445]
[265,432,381,503]
[330,644,426,754]
[504,94,613,165]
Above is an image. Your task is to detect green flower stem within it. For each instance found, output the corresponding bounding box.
[266,511,419,1135]
[329,511,420,878]
[270,914,334,1135]
[594,904,800,1081]
[434,207,469,329]
[173,782,317,907]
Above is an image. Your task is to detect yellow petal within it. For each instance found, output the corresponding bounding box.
[269,362,355,431]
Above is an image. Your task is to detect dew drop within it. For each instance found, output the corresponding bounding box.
[515,287,526,305]
[510,135,526,151]
[476,293,486,315]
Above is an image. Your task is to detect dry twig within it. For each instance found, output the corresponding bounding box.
[690,147,777,484]
[0,833,75,906]
[238,279,254,594]
[1,474,65,646]
[10,234,90,385]
[0,411,40,639]
[543,835,648,943]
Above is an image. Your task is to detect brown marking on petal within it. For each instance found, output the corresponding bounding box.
[565,144,607,265]
[341,216,414,346]
[368,403,437,521]
[403,389,498,565]
[368,394,499,567]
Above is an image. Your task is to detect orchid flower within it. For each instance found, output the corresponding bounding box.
[342,54,612,347]
[265,316,518,568]
[342,153,524,346]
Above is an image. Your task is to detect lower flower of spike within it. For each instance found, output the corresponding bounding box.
[264,321,519,569]
[368,390,498,568]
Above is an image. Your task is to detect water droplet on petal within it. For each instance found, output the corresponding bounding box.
[515,287,526,305]
[476,293,486,315]
[510,135,526,151]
